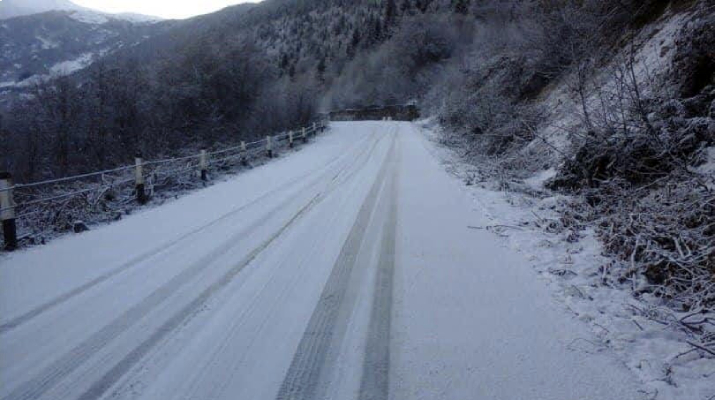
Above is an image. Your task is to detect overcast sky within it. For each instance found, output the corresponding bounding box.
[72,0,257,19]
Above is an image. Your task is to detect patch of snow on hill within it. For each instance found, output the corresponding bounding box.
[36,35,59,49]
[114,12,162,23]
[49,52,94,75]
[68,10,108,24]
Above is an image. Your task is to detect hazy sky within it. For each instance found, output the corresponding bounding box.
[72,0,257,19]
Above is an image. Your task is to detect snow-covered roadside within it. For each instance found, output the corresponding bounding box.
[418,120,715,400]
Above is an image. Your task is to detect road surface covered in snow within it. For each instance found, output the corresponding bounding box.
[0,122,642,400]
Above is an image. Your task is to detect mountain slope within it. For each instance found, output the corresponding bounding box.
[0,11,170,88]
[0,0,86,19]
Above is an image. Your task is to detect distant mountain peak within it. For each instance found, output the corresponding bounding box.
[0,0,85,19]
[0,0,162,22]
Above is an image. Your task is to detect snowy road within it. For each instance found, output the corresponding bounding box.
[1,122,642,400]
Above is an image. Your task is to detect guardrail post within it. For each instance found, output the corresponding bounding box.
[200,149,208,181]
[302,127,307,143]
[0,172,17,251]
[135,155,147,204]
[241,141,248,166]
[289,131,294,148]
[266,135,273,158]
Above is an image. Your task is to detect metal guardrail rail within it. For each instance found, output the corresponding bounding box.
[0,121,328,250]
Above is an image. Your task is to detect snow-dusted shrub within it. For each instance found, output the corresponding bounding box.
[546,7,715,349]
[549,97,715,190]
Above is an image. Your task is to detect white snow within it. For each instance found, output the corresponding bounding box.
[48,52,94,75]
[68,10,109,25]
[67,9,161,25]
[524,167,556,190]
[694,146,715,175]
[1,52,98,89]
[36,35,59,50]
[0,122,667,400]
[113,12,162,23]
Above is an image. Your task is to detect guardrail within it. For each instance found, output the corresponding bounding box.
[0,121,328,251]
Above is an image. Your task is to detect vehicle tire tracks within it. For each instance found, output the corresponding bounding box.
[275,132,397,400]
[0,132,373,336]
[358,132,399,400]
[3,132,384,400]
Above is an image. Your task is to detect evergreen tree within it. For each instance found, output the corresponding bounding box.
[347,28,361,57]
[374,18,382,42]
[385,0,397,27]
[453,0,470,15]
[351,28,361,48]
[279,53,289,71]
[415,0,429,13]
[366,15,383,45]
[400,0,412,14]
[316,56,326,82]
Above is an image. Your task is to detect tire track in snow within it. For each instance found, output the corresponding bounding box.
[78,130,388,400]
[74,194,324,400]
[76,131,389,400]
[0,131,372,336]
[130,129,389,400]
[275,133,397,400]
[3,133,382,400]
[358,131,399,400]
[3,201,288,400]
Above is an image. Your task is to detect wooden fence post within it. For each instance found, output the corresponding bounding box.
[135,155,147,204]
[289,131,294,148]
[0,172,17,251]
[200,149,208,181]
[241,141,248,166]
[266,135,273,158]
[312,122,317,135]
[302,127,307,143]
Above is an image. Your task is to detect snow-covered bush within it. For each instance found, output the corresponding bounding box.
[542,6,715,351]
